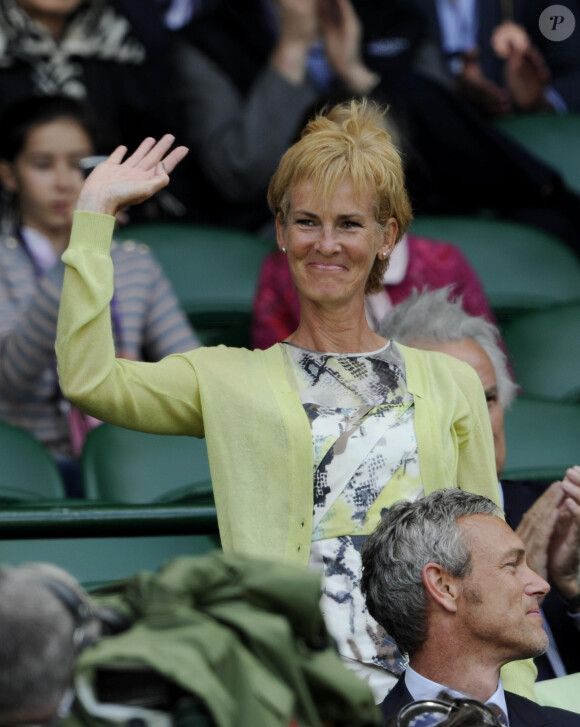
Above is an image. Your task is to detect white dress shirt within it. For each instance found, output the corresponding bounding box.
[404,664,509,725]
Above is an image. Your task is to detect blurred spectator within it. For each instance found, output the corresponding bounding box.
[252,233,496,349]
[0,563,104,726]
[410,0,580,116]
[0,95,199,494]
[170,0,580,256]
[172,0,395,231]
[0,0,181,162]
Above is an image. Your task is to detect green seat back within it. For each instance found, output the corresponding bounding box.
[115,223,273,346]
[82,424,214,504]
[502,302,580,402]
[495,113,580,195]
[0,535,217,590]
[0,421,66,500]
[503,397,580,481]
[0,503,220,590]
[410,216,580,322]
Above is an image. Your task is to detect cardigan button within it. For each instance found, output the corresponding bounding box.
[297,545,301,552]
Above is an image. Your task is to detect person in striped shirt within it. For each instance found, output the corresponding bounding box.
[0,95,199,494]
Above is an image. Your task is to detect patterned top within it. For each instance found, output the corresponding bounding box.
[281,340,423,676]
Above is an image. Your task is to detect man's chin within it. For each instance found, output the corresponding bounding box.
[519,632,550,661]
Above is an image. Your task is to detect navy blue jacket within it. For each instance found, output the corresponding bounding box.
[382,674,580,726]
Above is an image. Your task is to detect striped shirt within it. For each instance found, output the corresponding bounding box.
[0,230,199,457]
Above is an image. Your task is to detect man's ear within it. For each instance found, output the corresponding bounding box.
[0,160,18,194]
[422,562,460,613]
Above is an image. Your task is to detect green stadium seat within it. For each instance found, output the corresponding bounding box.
[114,222,273,347]
[82,424,214,505]
[410,216,580,323]
[502,302,580,403]
[495,113,580,195]
[0,421,66,501]
[503,397,580,481]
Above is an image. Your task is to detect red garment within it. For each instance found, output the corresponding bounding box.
[251,234,495,350]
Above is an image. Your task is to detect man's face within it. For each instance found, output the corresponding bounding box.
[454,514,549,664]
[407,337,506,476]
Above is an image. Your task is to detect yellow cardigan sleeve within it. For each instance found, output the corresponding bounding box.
[56,211,203,436]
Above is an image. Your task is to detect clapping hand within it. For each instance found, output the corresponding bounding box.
[516,466,580,604]
[548,467,580,602]
[76,135,189,217]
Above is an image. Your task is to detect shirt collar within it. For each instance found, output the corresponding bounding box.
[20,226,59,270]
[382,233,409,285]
[404,665,509,725]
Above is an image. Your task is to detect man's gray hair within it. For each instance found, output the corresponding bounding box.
[0,563,95,721]
[360,489,500,658]
[378,287,518,409]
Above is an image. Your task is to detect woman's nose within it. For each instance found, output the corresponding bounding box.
[315,226,340,254]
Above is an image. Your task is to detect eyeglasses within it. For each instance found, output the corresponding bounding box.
[41,578,97,654]
[396,697,506,727]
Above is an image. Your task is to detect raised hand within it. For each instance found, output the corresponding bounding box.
[270,0,318,84]
[516,480,562,580]
[491,21,531,60]
[505,45,551,112]
[320,0,379,95]
[76,135,189,217]
[548,467,580,602]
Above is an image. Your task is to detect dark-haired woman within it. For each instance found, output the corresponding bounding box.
[0,96,199,493]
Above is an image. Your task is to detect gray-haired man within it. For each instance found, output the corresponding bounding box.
[361,489,580,726]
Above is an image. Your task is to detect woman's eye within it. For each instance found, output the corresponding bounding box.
[343,220,361,229]
[296,218,315,227]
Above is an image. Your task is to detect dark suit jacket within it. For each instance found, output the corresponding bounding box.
[382,674,580,726]
[503,480,580,677]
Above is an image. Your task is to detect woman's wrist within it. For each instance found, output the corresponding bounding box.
[76,192,116,217]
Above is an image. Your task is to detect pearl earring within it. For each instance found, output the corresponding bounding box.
[281,247,287,254]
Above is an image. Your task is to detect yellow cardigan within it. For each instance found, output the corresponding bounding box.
[56,211,534,698]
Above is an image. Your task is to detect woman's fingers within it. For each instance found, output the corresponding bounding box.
[108,145,128,164]
[123,137,157,167]
[136,134,177,169]
[157,145,189,175]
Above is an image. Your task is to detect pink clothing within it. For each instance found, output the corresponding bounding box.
[252,234,495,349]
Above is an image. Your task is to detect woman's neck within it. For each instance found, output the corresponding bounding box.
[287,297,387,354]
